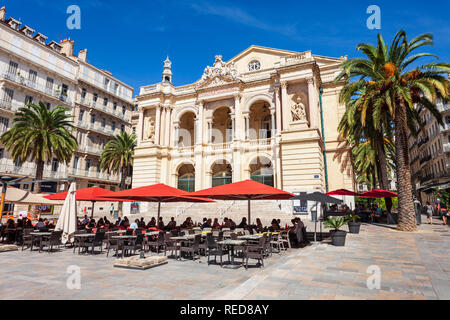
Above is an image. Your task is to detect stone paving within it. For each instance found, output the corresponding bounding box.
[0,219,449,300]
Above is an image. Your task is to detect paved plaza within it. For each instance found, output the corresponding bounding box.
[1,220,449,300]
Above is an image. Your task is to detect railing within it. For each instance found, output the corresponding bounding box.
[0,99,23,112]
[420,154,432,165]
[176,146,195,154]
[418,137,429,148]
[77,98,130,122]
[211,142,232,151]
[444,143,450,153]
[1,72,73,105]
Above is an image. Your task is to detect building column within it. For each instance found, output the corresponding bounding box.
[155,105,161,145]
[137,107,144,144]
[243,112,250,140]
[308,77,319,129]
[160,106,166,146]
[270,108,276,138]
[234,94,243,141]
[173,122,180,147]
[280,82,289,130]
[196,101,204,145]
[274,86,282,134]
[207,118,213,143]
[164,107,171,146]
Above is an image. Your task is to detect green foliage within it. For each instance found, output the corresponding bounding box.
[375,197,398,210]
[99,131,136,190]
[0,102,77,166]
[323,217,348,231]
[346,213,361,223]
[433,188,450,208]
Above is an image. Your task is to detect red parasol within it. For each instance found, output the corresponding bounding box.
[359,189,398,198]
[189,180,294,224]
[100,184,214,221]
[44,187,131,218]
[326,189,360,197]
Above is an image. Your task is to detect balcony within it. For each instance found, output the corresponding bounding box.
[1,72,73,105]
[419,154,432,165]
[417,137,429,148]
[0,99,24,112]
[442,123,450,132]
[444,143,450,153]
[68,168,120,182]
[77,98,130,122]
[78,145,103,156]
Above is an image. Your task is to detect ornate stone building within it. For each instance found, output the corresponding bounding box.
[133,46,355,212]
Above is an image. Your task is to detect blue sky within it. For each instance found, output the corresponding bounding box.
[3,0,450,95]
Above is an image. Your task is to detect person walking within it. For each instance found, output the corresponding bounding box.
[109,203,114,216]
[424,201,433,225]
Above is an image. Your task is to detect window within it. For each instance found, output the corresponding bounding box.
[86,159,91,171]
[73,156,79,169]
[3,88,14,102]
[113,102,117,111]
[28,70,37,83]
[104,78,110,90]
[0,148,3,158]
[61,84,68,97]
[93,93,98,103]
[25,95,33,105]
[81,88,87,99]
[0,117,8,133]
[45,77,54,93]
[114,83,119,94]
[103,98,108,107]
[102,118,106,128]
[121,124,125,132]
[78,110,84,122]
[111,121,116,131]
[122,106,126,115]
[248,60,261,72]
[91,114,96,124]
[51,158,59,172]
[7,61,18,75]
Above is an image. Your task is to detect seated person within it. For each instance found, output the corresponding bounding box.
[147,217,156,228]
[129,219,139,230]
[157,217,165,230]
[166,217,177,230]
[81,215,90,225]
[202,218,212,229]
[212,218,220,229]
[237,217,248,229]
[138,217,146,228]
[180,217,191,228]
[35,218,45,229]
[255,218,264,233]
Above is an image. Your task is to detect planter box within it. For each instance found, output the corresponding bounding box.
[330,230,347,246]
[114,255,168,270]
[348,222,361,234]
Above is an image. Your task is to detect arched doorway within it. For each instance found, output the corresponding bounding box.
[178,111,195,147]
[177,164,195,192]
[249,156,274,187]
[212,107,232,144]
[249,101,272,140]
[211,160,232,187]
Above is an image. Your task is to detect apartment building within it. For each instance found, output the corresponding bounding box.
[0,7,134,194]
[408,99,450,202]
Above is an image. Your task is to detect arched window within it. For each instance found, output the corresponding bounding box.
[212,171,232,187]
[178,173,195,192]
[248,60,261,72]
[261,115,272,139]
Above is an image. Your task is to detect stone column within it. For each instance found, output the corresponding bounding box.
[155,104,161,145]
[270,108,276,138]
[160,106,166,146]
[196,101,204,145]
[280,81,289,131]
[137,107,144,144]
[308,77,319,129]
[243,112,250,140]
[164,107,171,146]
[234,94,243,141]
[173,122,180,147]
[274,86,282,134]
[207,119,213,143]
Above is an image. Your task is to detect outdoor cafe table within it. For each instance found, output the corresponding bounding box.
[74,233,96,254]
[30,232,52,251]
[217,239,246,269]
[238,234,263,241]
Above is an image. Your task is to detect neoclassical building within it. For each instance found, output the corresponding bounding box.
[133,46,354,200]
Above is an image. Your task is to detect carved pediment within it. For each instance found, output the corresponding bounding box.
[196,55,241,90]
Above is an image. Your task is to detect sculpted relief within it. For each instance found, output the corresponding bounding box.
[197,55,240,90]
[146,117,155,142]
[291,95,307,122]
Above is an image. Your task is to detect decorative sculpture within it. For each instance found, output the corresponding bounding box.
[291,96,307,122]
[147,117,155,142]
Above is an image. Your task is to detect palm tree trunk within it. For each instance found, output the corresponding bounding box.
[35,158,44,193]
[118,166,127,218]
[394,101,416,231]
[375,133,393,213]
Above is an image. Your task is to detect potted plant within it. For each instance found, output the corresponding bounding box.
[324,217,348,246]
[346,213,361,234]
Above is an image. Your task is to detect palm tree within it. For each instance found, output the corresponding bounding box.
[99,131,136,215]
[336,31,449,231]
[0,102,77,193]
